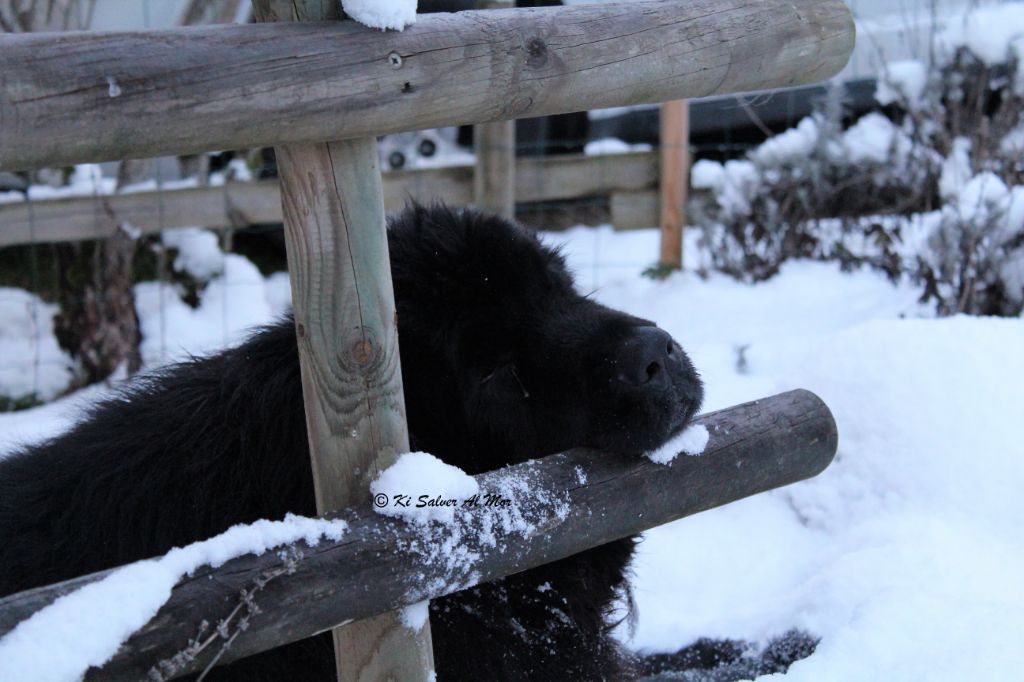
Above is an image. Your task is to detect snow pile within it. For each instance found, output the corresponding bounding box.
[264,271,294,314]
[1001,124,1024,156]
[645,424,710,464]
[371,452,480,525]
[697,112,912,185]
[938,2,1024,68]
[0,514,347,682]
[0,165,116,204]
[948,172,1013,229]
[135,229,291,367]
[875,59,928,109]
[938,136,972,200]
[162,227,224,280]
[925,172,1024,307]
[837,112,910,165]
[583,138,653,155]
[749,117,819,166]
[692,111,918,263]
[539,228,1024,681]
[0,289,73,401]
[400,600,430,631]
[626,316,1024,682]
[342,0,416,31]
[690,159,760,221]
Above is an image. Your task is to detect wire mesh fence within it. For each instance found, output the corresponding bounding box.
[0,103,801,410]
[0,0,840,410]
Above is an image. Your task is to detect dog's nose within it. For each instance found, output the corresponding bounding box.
[612,326,678,390]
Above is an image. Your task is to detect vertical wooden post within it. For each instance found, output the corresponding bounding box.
[251,2,435,681]
[659,99,689,270]
[179,0,246,25]
[472,0,516,219]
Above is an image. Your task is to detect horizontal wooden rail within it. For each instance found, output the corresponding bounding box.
[0,151,658,248]
[0,389,837,680]
[0,0,854,170]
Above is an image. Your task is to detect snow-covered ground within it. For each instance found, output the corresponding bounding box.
[2,222,1020,679]
[550,227,1024,680]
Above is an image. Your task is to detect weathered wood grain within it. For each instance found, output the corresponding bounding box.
[0,151,659,247]
[472,0,516,219]
[250,1,434,679]
[0,0,855,170]
[473,120,516,219]
[659,100,689,269]
[0,389,838,681]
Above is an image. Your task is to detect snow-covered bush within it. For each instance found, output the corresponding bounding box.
[693,22,1024,316]
[692,108,935,282]
[921,173,1024,315]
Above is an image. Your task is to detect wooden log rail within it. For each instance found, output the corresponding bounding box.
[0,390,837,681]
[0,0,855,171]
[0,151,659,248]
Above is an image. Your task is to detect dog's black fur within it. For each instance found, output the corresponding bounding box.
[0,204,703,680]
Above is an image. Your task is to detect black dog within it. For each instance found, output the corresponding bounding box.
[0,204,703,680]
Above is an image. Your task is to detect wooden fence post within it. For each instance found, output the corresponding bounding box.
[659,99,689,270]
[251,2,434,682]
[472,0,516,219]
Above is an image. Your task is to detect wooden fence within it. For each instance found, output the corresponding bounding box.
[0,151,660,248]
[0,0,854,678]
[0,1,853,170]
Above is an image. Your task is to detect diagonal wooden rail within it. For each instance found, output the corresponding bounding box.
[0,0,854,171]
[0,390,837,681]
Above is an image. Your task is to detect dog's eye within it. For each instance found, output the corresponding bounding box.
[481,363,530,399]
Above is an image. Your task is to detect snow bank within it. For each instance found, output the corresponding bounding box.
[689,159,759,220]
[948,171,1012,230]
[342,0,416,31]
[750,117,819,166]
[135,250,285,367]
[162,227,224,281]
[840,112,910,165]
[0,288,73,401]
[939,136,972,200]
[875,59,928,109]
[0,514,347,682]
[557,241,1023,679]
[539,223,1023,677]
